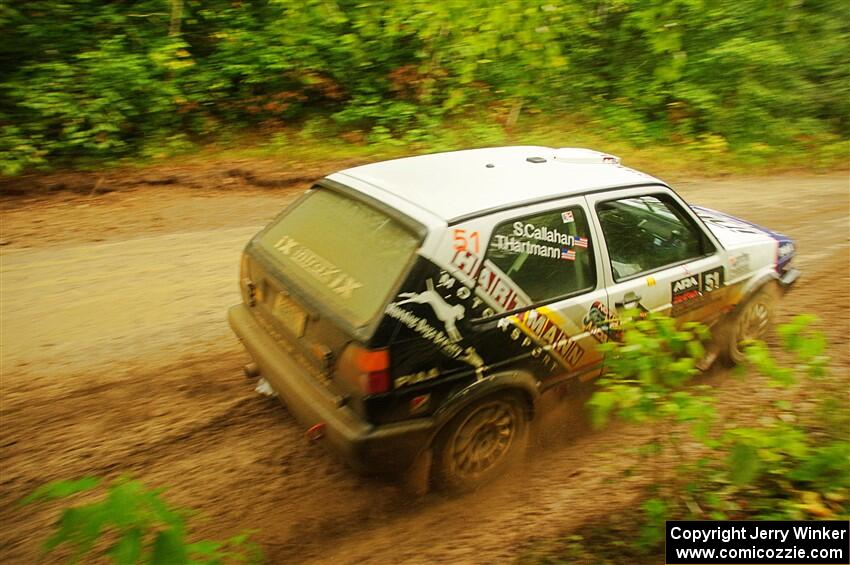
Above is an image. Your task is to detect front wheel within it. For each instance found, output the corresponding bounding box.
[434,394,529,492]
[721,283,779,365]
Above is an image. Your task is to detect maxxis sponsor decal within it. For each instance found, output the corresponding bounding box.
[271,235,362,298]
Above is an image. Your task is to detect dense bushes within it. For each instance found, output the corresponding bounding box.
[568,313,849,561]
[2,0,848,174]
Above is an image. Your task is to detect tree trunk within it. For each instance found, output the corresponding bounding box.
[169,0,183,36]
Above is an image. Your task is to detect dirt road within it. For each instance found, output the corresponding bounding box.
[1,173,848,564]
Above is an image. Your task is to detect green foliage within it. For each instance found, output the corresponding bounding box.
[705,316,849,520]
[2,0,848,174]
[582,313,849,557]
[589,311,714,438]
[638,497,668,550]
[587,312,715,551]
[21,477,262,564]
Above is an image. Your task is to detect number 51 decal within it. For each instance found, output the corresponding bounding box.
[702,266,724,293]
[453,229,480,253]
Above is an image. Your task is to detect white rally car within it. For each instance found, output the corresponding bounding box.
[229,146,799,490]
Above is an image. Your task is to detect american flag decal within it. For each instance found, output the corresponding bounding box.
[573,236,588,248]
[561,248,576,261]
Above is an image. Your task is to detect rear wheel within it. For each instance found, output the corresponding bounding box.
[434,394,529,492]
[721,283,779,365]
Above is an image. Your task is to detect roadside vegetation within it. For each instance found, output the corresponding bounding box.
[21,477,262,564]
[520,313,850,564]
[2,1,848,177]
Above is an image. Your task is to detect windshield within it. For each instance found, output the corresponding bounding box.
[256,188,421,328]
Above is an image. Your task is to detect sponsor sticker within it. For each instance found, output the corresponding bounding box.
[386,302,465,359]
[475,261,531,312]
[583,300,621,344]
[396,368,440,388]
[387,276,487,373]
[672,274,700,304]
[395,279,465,343]
[671,267,725,315]
[500,308,585,371]
[561,210,574,223]
[409,394,431,414]
[272,235,362,298]
[450,249,531,315]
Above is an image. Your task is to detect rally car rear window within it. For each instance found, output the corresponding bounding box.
[256,188,421,328]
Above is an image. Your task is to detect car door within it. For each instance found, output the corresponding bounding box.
[469,196,609,385]
[584,186,726,325]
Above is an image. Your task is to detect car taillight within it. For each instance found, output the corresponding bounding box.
[239,255,256,306]
[340,344,391,395]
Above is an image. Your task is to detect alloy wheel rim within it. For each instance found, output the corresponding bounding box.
[736,301,770,349]
[450,402,516,478]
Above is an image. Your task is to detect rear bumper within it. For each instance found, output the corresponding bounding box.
[228,304,434,475]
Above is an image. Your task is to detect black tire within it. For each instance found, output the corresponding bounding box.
[720,282,780,366]
[434,394,529,492]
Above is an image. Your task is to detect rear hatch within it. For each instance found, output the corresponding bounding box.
[241,184,423,400]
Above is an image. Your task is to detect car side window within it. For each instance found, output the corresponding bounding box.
[596,194,712,281]
[482,206,595,304]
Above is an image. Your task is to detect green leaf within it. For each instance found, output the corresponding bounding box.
[21,477,100,505]
[685,339,705,360]
[728,442,761,486]
[108,528,143,565]
[186,539,222,556]
[588,391,616,428]
[151,530,189,565]
[639,497,668,549]
[44,504,106,558]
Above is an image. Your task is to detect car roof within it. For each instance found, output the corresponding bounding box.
[328,146,665,224]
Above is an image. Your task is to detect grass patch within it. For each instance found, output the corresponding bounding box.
[93,112,848,180]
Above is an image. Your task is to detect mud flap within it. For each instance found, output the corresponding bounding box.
[402,448,433,497]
